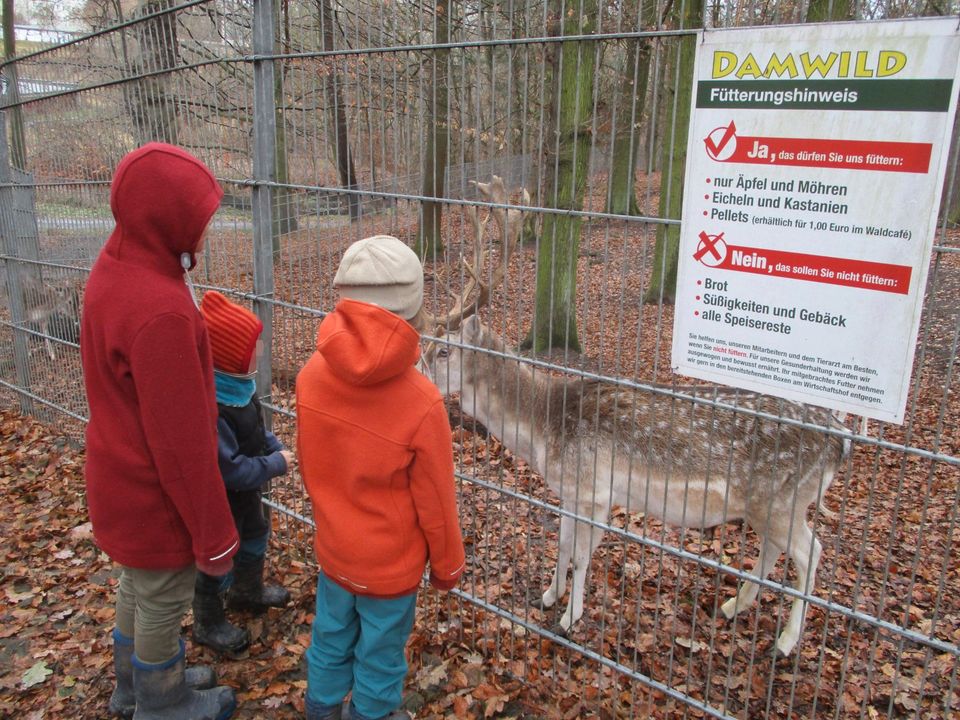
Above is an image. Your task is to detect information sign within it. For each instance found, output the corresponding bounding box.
[672,18,960,423]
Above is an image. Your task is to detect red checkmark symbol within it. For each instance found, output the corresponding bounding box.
[704,121,737,159]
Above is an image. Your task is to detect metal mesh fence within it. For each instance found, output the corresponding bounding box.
[1,0,959,717]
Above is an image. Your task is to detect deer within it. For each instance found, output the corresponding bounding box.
[420,177,850,657]
[21,275,81,360]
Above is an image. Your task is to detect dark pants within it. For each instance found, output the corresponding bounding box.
[227,488,269,545]
[197,488,270,592]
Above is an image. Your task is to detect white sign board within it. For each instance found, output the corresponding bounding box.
[672,18,960,424]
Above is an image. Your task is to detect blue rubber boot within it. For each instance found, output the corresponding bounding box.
[108,630,217,718]
[132,640,235,720]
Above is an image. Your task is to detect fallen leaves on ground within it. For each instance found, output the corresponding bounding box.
[0,409,544,718]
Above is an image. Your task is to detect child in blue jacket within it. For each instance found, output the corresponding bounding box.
[195,290,294,654]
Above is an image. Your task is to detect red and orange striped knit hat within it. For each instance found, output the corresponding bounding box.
[200,291,263,374]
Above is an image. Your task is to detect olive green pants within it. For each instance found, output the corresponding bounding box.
[115,565,196,663]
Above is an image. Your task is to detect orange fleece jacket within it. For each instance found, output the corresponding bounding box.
[296,299,465,597]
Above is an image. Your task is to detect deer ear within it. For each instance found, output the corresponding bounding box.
[463,314,481,337]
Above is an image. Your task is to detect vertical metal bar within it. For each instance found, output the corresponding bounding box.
[0,105,34,415]
[252,0,276,429]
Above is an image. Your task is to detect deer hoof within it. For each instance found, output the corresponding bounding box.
[775,631,797,657]
[549,622,568,638]
[529,594,549,610]
[558,613,577,634]
[719,597,738,620]
[529,590,555,610]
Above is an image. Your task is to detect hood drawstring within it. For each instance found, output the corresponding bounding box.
[181,252,201,309]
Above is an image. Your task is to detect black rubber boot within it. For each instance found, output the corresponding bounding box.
[226,556,290,612]
[346,704,410,720]
[192,573,250,655]
[109,629,217,718]
[305,697,346,720]
[131,640,236,720]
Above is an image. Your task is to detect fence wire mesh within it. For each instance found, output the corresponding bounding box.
[1,0,959,718]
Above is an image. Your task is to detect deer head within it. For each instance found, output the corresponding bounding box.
[424,314,485,394]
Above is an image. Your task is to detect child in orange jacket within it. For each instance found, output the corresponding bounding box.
[296,235,465,720]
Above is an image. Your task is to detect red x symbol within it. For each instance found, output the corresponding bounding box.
[694,231,725,262]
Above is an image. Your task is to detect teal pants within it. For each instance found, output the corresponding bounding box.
[306,571,416,719]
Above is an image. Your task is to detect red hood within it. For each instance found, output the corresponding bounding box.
[316,299,421,386]
[105,143,223,276]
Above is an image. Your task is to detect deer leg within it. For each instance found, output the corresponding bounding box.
[776,521,821,657]
[721,537,781,619]
[537,511,575,610]
[558,516,605,632]
[41,321,56,360]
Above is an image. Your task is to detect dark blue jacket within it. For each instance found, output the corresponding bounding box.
[217,400,287,493]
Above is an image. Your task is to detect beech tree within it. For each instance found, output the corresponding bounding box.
[643,0,701,305]
[523,0,599,352]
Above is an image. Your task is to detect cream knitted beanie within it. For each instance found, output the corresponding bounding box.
[333,235,424,320]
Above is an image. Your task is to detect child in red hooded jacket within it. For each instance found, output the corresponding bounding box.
[81,143,238,720]
[297,235,466,720]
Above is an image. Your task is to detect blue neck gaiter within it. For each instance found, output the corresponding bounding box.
[214,370,256,407]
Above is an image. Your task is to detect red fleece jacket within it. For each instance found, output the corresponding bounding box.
[80,143,238,573]
[296,300,466,597]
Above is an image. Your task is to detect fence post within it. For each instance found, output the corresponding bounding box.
[0,105,34,416]
[252,0,276,429]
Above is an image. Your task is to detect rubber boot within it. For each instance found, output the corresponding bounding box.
[305,697,345,720]
[346,704,410,720]
[132,640,236,720]
[192,573,250,655]
[109,629,217,718]
[226,556,290,612]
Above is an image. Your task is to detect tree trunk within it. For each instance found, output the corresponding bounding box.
[2,0,26,169]
[415,0,450,260]
[272,0,297,246]
[644,2,701,305]
[605,38,650,216]
[319,0,360,220]
[125,0,180,145]
[805,0,851,23]
[523,0,598,353]
[944,99,960,225]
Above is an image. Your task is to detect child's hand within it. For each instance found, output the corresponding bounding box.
[198,556,234,578]
[280,449,295,471]
[429,572,458,593]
